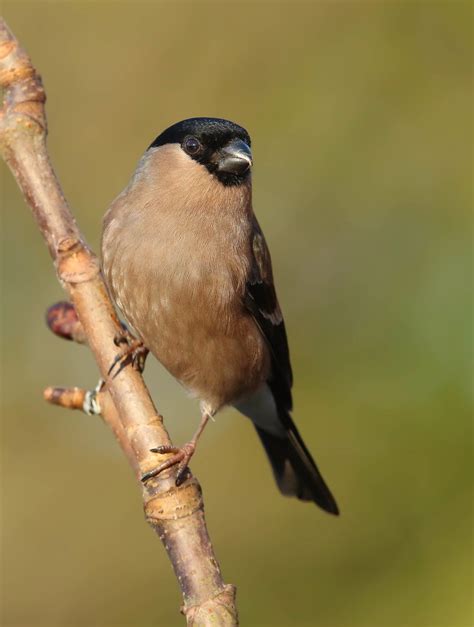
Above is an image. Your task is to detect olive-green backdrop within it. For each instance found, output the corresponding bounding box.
[1,2,472,626]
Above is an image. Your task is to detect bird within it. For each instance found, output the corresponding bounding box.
[101,117,339,515]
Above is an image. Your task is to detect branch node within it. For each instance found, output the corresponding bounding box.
[56,238,100,284]
[182,584,238,626]
[0,21,46,133]
[57,236,81,253]
[145,479,203,522]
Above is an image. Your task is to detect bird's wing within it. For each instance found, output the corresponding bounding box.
[244,217,293,412]
[242,219,339,514]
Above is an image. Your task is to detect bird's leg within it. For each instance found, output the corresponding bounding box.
[142,409,211,486]
[108,327,149,378]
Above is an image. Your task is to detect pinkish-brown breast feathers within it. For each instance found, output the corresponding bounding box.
[102,144,270,411]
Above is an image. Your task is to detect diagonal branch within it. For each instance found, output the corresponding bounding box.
[0,19,237,626]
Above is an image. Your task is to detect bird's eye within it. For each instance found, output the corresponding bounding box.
[183,136,202,156]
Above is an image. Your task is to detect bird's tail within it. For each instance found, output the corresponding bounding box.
[255,413,339,515]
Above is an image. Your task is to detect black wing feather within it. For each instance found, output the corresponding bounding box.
[244,218,293,413]
[243,218,339,515]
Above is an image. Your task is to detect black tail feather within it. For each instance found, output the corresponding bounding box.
[255,415,339,515]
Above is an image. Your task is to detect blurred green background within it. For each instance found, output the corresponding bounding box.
[1,2,472,626]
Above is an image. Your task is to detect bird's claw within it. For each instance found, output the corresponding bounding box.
[108,331,148,378]
[141,442,195,486]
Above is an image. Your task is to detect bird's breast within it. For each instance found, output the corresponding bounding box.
[102,189,270,411]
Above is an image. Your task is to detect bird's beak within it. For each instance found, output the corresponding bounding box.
[216,139,252,175]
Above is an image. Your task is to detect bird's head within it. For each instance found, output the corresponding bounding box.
[148,117,252,187]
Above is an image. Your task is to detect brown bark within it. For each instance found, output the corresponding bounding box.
[0,19,237,626]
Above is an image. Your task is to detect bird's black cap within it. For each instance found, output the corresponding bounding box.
[148,117,252,186]
[149,117,251,151]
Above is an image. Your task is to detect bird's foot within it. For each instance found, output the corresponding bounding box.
[141,442,196,486]
[108,330,149,378]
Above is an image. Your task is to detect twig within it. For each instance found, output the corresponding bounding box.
[0,19,237,626]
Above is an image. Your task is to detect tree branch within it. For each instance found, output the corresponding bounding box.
[0,19,237,626]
